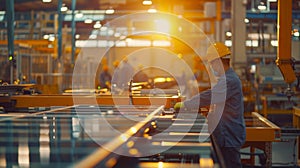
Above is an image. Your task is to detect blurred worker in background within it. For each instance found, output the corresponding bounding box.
[119,57,134,89]
[174,42,246,168]
[111,60,121,87]
[99,65,112,89]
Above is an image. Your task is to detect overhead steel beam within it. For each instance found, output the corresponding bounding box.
[231,0,246,65]
[222,11,300,19]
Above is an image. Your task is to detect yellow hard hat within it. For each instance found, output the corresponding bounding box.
[102,65,109,71]
[205,42,231,62]
[113,60,119,67]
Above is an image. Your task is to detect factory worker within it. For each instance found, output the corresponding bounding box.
[99,65,112,89]
[119,57,134,89]
[111,60,122,88]
[174,42,246,168]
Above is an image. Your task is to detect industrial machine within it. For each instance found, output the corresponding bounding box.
[0,84,36,112]
[275,0,300,100]
[0,81,182,112]
[254,0,300,121]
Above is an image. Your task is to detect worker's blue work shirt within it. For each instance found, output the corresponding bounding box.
[183,68,246,147]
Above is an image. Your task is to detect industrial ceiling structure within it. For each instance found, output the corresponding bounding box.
[0,0,300,39]
[1,0,300,41]
[3,0,209,12]
[0,0,223,42]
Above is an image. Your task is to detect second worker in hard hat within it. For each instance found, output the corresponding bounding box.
[174,42,246,168]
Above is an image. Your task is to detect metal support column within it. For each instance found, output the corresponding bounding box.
[6,0,15,84]
[71,0,76,66]
[57,0,63,59]
[231,0,247,67]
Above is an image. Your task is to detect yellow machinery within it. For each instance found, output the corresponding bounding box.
[276,0,300,165]
[243,112,280,167]
[0,83,182,111]
[10,94,181,110]
[275,0,297,98]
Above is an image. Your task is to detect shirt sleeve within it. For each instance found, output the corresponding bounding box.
[183,76,227,109]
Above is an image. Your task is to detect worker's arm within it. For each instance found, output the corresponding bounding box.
[183,76,227,108]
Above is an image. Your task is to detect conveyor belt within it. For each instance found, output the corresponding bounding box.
[0,105,224,168]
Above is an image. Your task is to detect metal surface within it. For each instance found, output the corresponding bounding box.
[0,105,223,168]
[242,112,281,167]
[9,94,182,110]
[0,105,162,167]
[245,112,281,142]
[75,107,223,168]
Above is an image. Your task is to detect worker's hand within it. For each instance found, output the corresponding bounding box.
[174,102,184,110]
[105,81,111,88]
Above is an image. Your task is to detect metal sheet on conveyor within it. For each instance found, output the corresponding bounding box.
[0,105,224,168]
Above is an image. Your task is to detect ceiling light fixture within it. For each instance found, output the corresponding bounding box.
[142,0,152,5]
[93,21,102,29]
[226,31,232,37]
[84,18,93,24]
[294,30,299,37]
[257,5,266,10]
[49,36,55,42]
[105,8,115,14]
[75,11,83,18]
[257,2,267,11]
[147,7,157,13]
[43,34,49,39]
[42,0,52,3]
[61,4,68,12]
